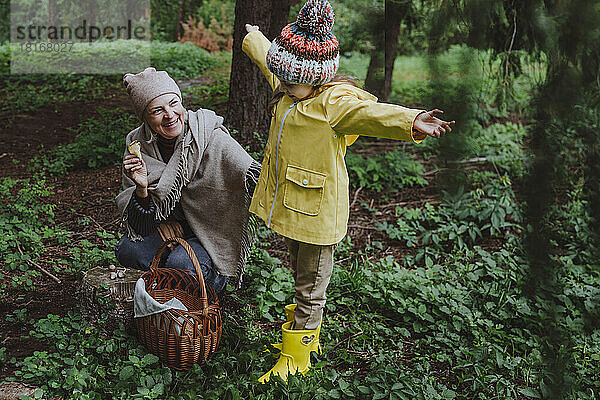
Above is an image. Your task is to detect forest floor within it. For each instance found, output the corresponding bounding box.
[0,83,452,382]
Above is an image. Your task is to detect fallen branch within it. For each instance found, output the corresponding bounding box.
[380,199,440,209]
[16,243,62,284]
[347,224,378,230]
[331,329,364,350]
[424,157,491,176]
[350,186,363,209]
[67,209,106,232]
[448,157,488,164]
[0,153,8,160]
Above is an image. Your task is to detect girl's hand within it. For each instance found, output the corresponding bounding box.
[245,24,259,33]
[413,109,455,138]
[123,154,148,195]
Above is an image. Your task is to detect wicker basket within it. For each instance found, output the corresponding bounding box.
[135,237,222,370]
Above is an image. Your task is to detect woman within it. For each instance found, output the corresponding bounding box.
[115,67,260,292]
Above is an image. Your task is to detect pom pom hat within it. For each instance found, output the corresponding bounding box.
[266,0,339,85]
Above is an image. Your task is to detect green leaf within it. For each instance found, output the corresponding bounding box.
[357,386,371,394]
[519,388,541,398]
[272,291,286,301]
[119,365,135,381]
[339,378,349,390]
[142,353,159,365]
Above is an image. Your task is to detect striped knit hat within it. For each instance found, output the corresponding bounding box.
[266,0,339,85]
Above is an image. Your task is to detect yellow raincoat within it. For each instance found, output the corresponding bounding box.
[243,30,427,245]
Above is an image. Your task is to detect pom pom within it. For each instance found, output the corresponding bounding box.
[296,0,335,37]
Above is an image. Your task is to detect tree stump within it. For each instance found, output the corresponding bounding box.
[79,266,144,334]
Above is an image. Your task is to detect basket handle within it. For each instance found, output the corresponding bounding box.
[149,237,209,311]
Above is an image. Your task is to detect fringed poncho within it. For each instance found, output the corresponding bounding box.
[115,109,260,287]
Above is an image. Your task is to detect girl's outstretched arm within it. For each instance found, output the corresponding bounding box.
[326,85,453,143]
[241,25,279,90]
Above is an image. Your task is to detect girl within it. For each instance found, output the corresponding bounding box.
[242,0,454,382]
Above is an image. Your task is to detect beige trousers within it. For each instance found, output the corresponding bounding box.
[285,238,335,330]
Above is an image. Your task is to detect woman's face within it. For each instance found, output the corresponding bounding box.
[145,94,185,139]
[280,81,313,101]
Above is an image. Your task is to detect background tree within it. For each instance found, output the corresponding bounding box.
[382,0,415,101]
[428,0,600,395]
[344,0,419,102]
[176,0,187,40]
[363,2,385,99]
[226,0,300,152]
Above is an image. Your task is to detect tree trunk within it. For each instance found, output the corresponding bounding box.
[48,0,57,42]
[383,0,404,101]
[189,0,196,19]
[88,0,98,30]
[363,6,385,99]
[268,0,298,39]
[48,0,57,26]
[176,0,187,40]
[365,47,385,99]
[226,0,300,153]
[364,0,406,102]
[79,266,144,334]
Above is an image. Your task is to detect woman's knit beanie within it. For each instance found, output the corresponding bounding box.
[266,0,339,85]
[123,67,182,120]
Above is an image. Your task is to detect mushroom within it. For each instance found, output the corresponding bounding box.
[127,140,142,160]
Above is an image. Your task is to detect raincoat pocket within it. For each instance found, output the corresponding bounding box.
[283,165,327,216]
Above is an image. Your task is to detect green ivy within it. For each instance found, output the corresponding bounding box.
[31,107,138,174]
[346,146,427,193]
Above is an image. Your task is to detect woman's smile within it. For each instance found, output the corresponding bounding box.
[145,94,185,139]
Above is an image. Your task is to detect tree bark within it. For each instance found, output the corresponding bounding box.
[80,266,144,334]
[364,47,385,99]
[364,0,407,102]
[226,0,300,153]
[383,0,404,101]
[189,0,196,19]
[363,6,385,99]
[48,0,57,27]
[88,0,98,30]
[48,0,57,42]
[176,0,187,40]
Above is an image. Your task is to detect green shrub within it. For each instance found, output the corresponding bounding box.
[0,176,69,292]
[0,74,122,115]
[2,40,214,77]
[150,41,217,80]
[0,40,217,115]
[469,122,529,178]
[181,70,230,112]
[346,146,427,192]
[374,172,521,263]
[196,0,235,28]
[0,43,9,75]
[33,107,138,174]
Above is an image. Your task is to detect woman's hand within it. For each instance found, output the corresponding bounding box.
[413,109,455,138]
[245,24,259,33]
[123,154,148,197]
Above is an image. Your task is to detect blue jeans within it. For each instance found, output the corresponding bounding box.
[115,230,227,293]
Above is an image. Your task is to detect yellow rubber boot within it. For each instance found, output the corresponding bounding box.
[284,304,297,322]
[269,305,321,354]
[270,304,297,351]
[259,321,319,383]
